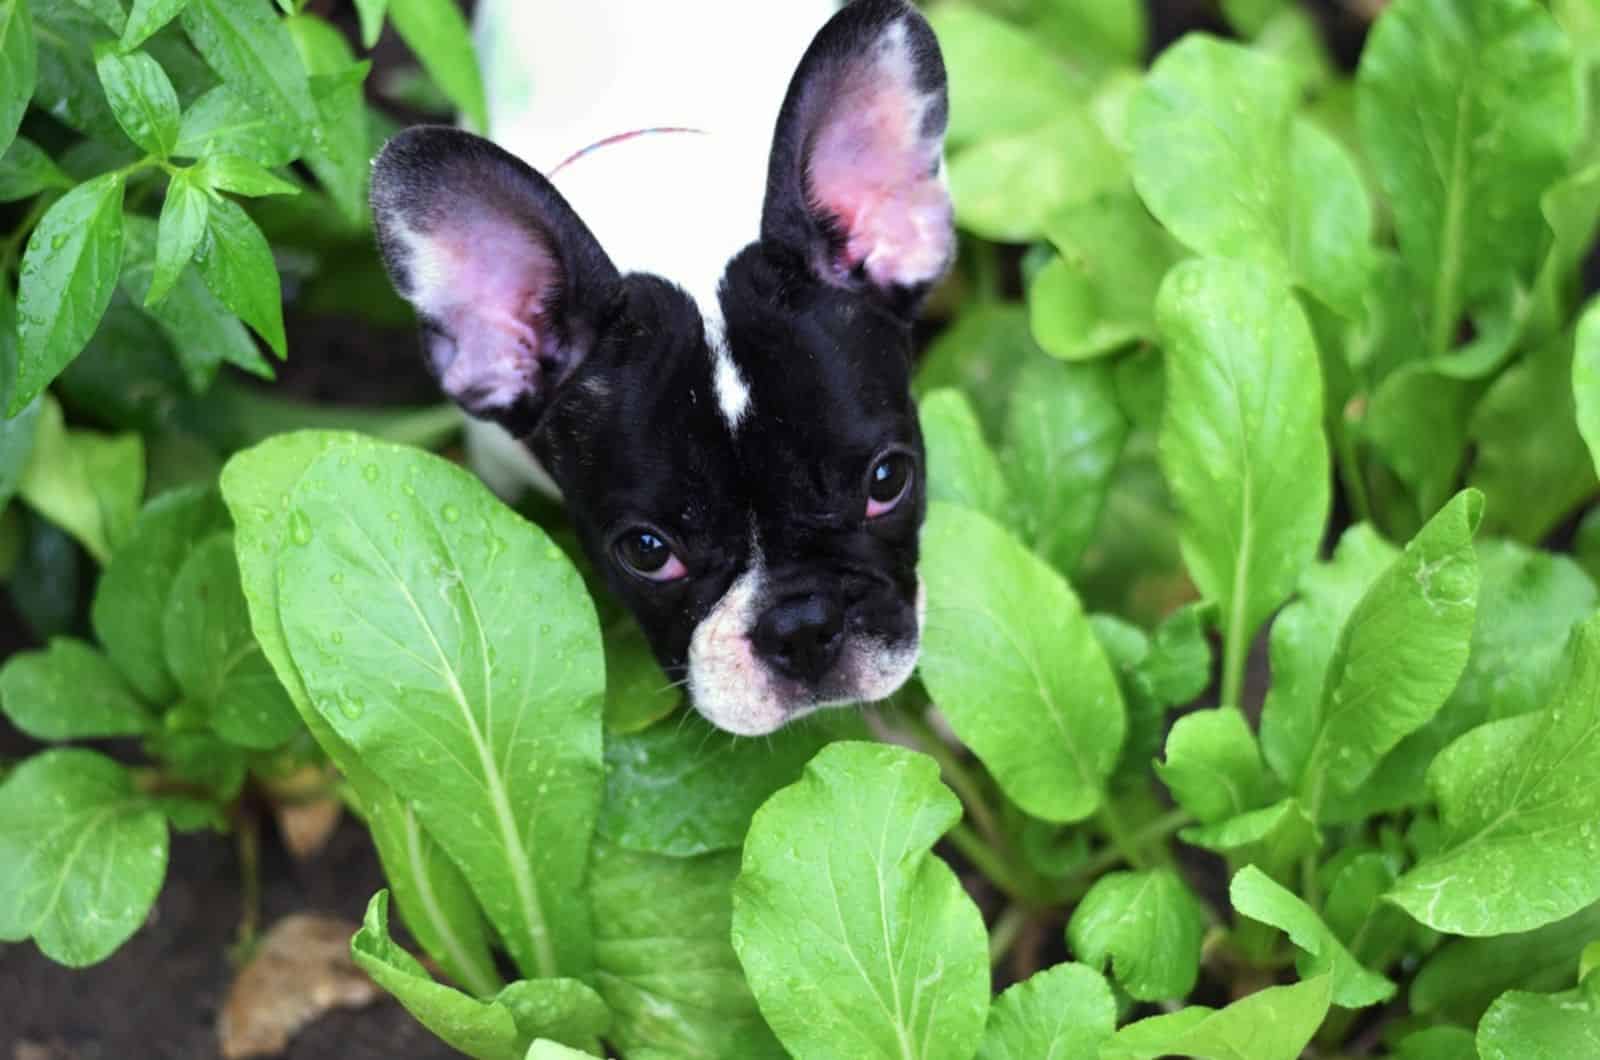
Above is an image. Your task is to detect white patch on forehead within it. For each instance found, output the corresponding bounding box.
[706,313,752,427]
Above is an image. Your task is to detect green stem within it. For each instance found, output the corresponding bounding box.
[235,810,262,955]
[1074,808,1193,881]
[970,239,1003,304]
[1333,417,1373,525]
[946,823,1044,907]
[900,709,1005,848]
[988,904,1029,967]
[1095,798,1152,871]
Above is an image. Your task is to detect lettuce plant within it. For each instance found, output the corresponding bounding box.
[5,0,1600,1057]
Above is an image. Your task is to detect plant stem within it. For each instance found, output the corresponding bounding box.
[988,904,1029,967]
[1333,417,1373,525]
[1221,610,1248,713]
[899,708,1005,848]
[1094,797,1152,871]
[235,809,262,956]
[946,823,1044,907]
[1072,808,1193,882]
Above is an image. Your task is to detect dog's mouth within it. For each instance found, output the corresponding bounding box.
[685,579,925,736]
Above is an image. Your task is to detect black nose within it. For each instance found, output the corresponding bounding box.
[753,594,844,684]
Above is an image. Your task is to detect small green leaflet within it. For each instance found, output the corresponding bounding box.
[195,197,286,357]
[179,0,316,139]
[353,0,388,49]
[12,172,127,414]
[0,637,153,740]
[277,437,604,980]
[1156,259,1329,703]
[1157,707,1271,825]
[1389,612,1600,935]
[918,502,1125,823]
[1067,868,1206,1001]
[94,44,180,157]
[0,137,69,203]
[1574,297,1600,479]
[174,84,298,167]
[731,742,989,1060]
[284,13,371,223]
[147,168,209,307]
[1231,865,1396,1008]
[17,396,144,565]
[0,0,35,157]
[925,3,1087,145]
[1100,975,1332,1060]
[120,0,192,51]
[1412,902,1600,1024]
[975,962,1115,1060]
[1357,0,1576,354]
[0,749,168,967]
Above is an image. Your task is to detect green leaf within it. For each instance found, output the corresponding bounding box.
[1002,356,1128,575]
[351,890,524,1060]
[912,303,1031,439]
[590,841,783,1058]
[72,0,127,34]
[1364,365,1485,525]
[926,3,1085,146]
[91,484,228,702]
[1101,604,1215,789]
[1231,865,1397,1008]
[1356,0,1577,355]
[121,0,191,51]
[284,14,370,222]
[18,396,143,564]
[1067,868,1206,1002]
[163,532,297,748]
[1574,298,1600,480]
[1100,975,1332,1060]
[1180,798,1319,877]
[0,748,167,967]
[0,0,35,156]
[1389,613,1600,935]
[976,962,1115,1060]
[1157,707,1270,825]
[94,44,180,157]
[353,0,387,49]
[1477,978,1600,1059]
[920,388,1009,521]
[949,107,1125,242]
[121,212,271,384]
[731,742,989,1060]
[193,152,299,197]
[0,136,71,202]
[1472,329,1596,541]
[918,502,1125,822]
[146,167,208,306]
[278,437,604,979]
[1412,901,1600,1025]
[1295,490,1482,813]
[1156,259,1330,694]
[1030,192,1181,361]
[386,0,487,132]
[179,0,315,143]
[33,3,127,143]
[598,709,854,858]
[222,431,501,997]
[523,1044,592,1060]
[174,83,297,166]
[600,620,679,733]
[1259,523,1397,788]
[494,979,610,1056]
[0,637,153,739]
[12,172,127,413]
[195,196,285,357]
[1392,1026,1480,1060]
[0,299,40,503]
[1131,37,1372,316]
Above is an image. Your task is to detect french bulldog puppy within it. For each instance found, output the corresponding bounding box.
[369,0,954,734]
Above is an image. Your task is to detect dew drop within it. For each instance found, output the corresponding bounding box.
[363,463,380,483]
[339,694,365,721]
[330,572,343,586]
[331,631,344,645]
[289,510,312,546]
[442,504,461,524]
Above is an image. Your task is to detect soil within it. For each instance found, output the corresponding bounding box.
[2,4,1370,1057]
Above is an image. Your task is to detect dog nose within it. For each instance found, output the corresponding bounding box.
[753,594,844,684]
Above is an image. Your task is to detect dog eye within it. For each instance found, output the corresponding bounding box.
[866,453,913,518]
[614,529,688,582]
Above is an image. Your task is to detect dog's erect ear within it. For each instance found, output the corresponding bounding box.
[762,0,953,311]
[370,127,621,435]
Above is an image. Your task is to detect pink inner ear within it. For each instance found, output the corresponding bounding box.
[406,205,561,411]
[805,28,952,291]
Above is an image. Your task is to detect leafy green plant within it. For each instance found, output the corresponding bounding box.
[6,0,1600,1057]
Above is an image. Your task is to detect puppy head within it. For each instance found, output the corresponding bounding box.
[370,0,952,735]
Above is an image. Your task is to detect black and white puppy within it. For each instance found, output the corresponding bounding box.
[369,0,954,735]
